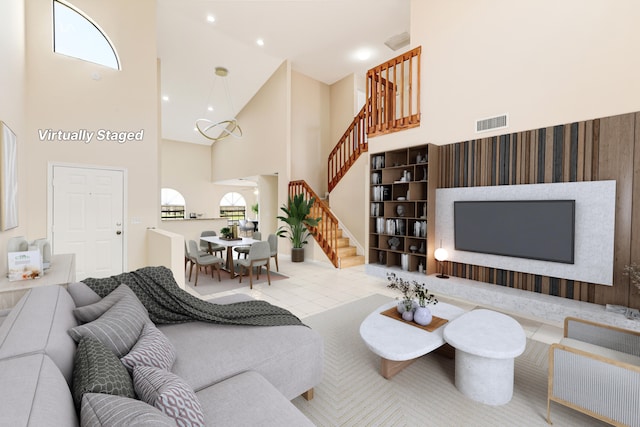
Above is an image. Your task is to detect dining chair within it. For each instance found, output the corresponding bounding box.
[268,233,279,272]
[234,231,262,259]
[187,240,224,286]
[200,230,225,258]
[237,240,271,289]
[238,219,255,237]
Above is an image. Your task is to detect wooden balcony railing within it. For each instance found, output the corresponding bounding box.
[366,46,421,137]
[326,47,422,192]
[288,180,339,267]
[327,105,368,192]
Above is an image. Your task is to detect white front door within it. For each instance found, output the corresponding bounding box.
[51,165,125,280]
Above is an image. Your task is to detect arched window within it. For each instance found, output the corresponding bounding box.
[53,0,120,70]
[219,192,246,221]
[161,188,186,219]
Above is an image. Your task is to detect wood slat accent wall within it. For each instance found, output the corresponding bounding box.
[438,111,639,308]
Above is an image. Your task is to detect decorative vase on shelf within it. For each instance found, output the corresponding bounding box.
[414,307,432,326]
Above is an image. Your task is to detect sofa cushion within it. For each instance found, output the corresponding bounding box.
[72,336,136,409]
[67,281,102,307]
[0,353,78,426]
[0,285,78,384]
[134,365,205,427]
[121,322,176,374]
[197,371,315,427]
[68,292,149,357]
[73,284,139,323]
[81,393,175,427]
[159,321,323,399]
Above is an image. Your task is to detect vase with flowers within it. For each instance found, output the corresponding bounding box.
[386,272,415,320]
[412,283,438,326]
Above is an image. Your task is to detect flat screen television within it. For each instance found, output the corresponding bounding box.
[454,200,575,264]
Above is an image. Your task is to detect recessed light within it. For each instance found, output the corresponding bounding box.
[206,15,215,23]
[162,95,169,101]
[355,48,372,61]
[207,106,214,112]
[256,38,264,46]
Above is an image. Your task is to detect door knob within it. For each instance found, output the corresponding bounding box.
[116,230,122,235]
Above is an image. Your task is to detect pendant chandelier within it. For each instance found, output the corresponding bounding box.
[195,66,243,142]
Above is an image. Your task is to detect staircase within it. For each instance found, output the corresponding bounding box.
[288,181,364,269]
[288,47,422,269]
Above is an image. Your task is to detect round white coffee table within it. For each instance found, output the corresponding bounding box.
[443,309,526,405]
[359,300,465,379]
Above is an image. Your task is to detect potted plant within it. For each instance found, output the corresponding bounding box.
[386,273,416,321]
[251,203,259,219]
[220,227,232,239]
[412,282,438,325]
[276,194,321,262]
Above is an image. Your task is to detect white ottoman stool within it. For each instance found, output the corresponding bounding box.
[443,309,526,406]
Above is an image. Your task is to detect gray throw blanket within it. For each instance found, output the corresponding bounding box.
[82,266,305,327]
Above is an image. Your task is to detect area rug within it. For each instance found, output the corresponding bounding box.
[291,294,603,427]
[185,267,288,296]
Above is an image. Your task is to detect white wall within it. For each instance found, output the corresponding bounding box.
[24,0,159,271]
[291,71,330,194]
[0,0,27,276]
[327,74,367,250]
[369,0,640,154]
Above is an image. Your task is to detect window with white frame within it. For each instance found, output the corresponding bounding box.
[53,0,120,70]
[161,188,186,219]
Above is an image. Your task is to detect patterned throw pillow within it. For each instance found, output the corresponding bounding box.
[73,284,141,323]
[120,322,176,373]
[81,393,175,427]
[72,336,135,410]
[133,366,205,427]
[68,293,149,358]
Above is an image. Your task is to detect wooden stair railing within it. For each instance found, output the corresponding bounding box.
[288,180,339,268]
[327,46,421,192]
[367,46,421,137]
[328,105,368,192]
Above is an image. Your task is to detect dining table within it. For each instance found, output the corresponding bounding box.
[200,235,259,278]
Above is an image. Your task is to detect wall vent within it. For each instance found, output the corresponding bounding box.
[475,114,508,133]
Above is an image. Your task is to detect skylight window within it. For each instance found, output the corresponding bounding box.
[53,0,120,70]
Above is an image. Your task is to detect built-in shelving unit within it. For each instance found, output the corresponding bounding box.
[369,144,438,274]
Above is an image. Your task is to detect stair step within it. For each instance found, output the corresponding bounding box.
[339,255,365,268]
[337,245,357,257]
[336,237,350,248]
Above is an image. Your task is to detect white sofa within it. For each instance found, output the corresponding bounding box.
[0,283,322,426]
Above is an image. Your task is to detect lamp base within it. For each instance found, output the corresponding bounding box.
[436,274,449,279]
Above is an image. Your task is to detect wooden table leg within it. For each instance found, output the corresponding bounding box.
[226,247,236,277]
[380,357,417,379]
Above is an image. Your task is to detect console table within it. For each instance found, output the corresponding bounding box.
[0,253,76,309]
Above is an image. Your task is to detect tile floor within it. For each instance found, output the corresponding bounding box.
[186,256,564,345]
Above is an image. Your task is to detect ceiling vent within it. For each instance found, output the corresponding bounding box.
[475,113,509,133]
[384,32,410,51]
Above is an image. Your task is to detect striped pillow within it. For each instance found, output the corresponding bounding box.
[134,366,205,427]
[73,284,140,323]
[120,322,176,373]
[68,293,149,358]
[81,393,175,426]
